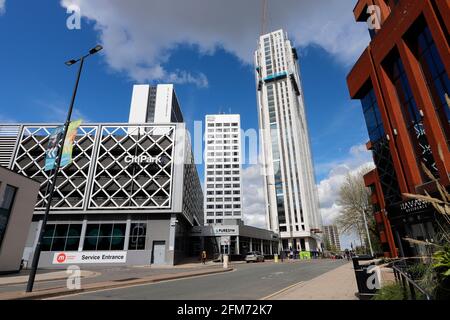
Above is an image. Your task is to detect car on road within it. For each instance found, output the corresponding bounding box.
[245,251,265,263]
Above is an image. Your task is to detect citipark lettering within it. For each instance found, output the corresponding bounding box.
[124,155,162,165]
[53,251,127,264]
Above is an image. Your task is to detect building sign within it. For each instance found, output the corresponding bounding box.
[213,226,238,236]
[388,199,432,220]
[52,251,127,264]
[399,199,430,214]
[124,155,162,165]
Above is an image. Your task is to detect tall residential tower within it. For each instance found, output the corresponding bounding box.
[255,29,322,252]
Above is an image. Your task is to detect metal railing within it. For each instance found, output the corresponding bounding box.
[391,259,433,300]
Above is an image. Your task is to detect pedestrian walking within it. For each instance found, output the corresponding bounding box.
[201,250,207,264]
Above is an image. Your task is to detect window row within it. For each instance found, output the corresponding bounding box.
[41,222,147,252]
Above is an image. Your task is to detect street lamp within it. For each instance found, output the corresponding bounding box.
[26,45,103,293]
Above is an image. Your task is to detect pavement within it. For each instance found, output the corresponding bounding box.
[52,259,347,300]
[265,262,358,300]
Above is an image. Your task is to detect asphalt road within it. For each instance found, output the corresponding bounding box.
[55,259,347,300]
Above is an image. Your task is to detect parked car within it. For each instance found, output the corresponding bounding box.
[245,251,265,263]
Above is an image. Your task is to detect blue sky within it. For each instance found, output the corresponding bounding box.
[0,0,374,249]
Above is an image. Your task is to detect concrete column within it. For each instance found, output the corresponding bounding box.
[260,239,264,254]
[305,238,311,251]
[235,236,240,255]
[123,218,131,250]
[270,241,273,255]
[249,238,253,251]
[78,219,88,251]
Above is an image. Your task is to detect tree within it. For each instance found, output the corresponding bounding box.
[335,166,381,254]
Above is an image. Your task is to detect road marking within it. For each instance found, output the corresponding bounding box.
[45,268,237,300]
[260,280,304,300]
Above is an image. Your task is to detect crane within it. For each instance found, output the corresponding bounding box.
[261,0,268,36]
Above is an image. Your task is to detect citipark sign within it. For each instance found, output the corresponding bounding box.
[124,155,162,165]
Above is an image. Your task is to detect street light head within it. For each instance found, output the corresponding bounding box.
[89,45,103,55]
[65,59,77,66]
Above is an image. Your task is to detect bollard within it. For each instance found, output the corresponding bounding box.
[274,254,279,263]
[223,255,229,269]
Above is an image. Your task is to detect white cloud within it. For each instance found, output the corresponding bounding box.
[316,143,374,229]
[316,143,374,249]
[242,164,267,229]
[0,0,5,14]
[60,0,369,86]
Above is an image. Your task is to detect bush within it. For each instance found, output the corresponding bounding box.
[372,283,406,300]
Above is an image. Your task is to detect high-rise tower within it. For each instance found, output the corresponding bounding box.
[204,114,243,225]
[255,29,322,252]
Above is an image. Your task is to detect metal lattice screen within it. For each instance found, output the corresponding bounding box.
[372,138,402,207]
[89,126,175,209]
[12,126,97,210]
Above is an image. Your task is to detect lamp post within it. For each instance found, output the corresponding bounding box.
[362,208,374,257]
[26,45,103,293]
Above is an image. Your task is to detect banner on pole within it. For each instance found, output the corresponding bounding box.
[44,126,64,171]
[60,119,82,168]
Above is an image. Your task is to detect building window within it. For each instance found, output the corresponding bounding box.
[128,223,146,250]
[385,52,439,178]
[412,25,450,146]
[42,224,82,251]
[361,87,385,142]
[0,185,17,248]
[83,223,126,251]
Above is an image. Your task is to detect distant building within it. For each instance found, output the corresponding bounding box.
[129,84,183,124]
[204,114,243,224]
[323,225,341,252]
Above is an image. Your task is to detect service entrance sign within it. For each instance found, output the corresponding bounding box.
[53,251,127,264]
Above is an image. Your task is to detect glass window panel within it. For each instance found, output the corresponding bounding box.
[83,237,98,250]
[96,237,112,250]
[110,237,125,250]
[65,237,80,251]
[99,224,113,237]
[54,224,69,238]
[86,224,100,238]
[51,237,66,251]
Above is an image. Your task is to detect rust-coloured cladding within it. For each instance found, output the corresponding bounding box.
[347,49,372,98]
[364,169,397,257]
[348,0,450,191]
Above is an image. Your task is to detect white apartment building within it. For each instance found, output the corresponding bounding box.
[129,84,183,124]
[204,115,243,225]
[323,225,341,252]
[255,29,323,252]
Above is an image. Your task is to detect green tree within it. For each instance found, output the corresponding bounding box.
[336,166,382,255]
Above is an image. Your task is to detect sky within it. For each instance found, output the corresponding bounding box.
[0,0,375,249]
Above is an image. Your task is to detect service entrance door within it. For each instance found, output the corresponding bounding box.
[152,241,166,265]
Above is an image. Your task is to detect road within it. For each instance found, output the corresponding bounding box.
[55,259,347,300]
